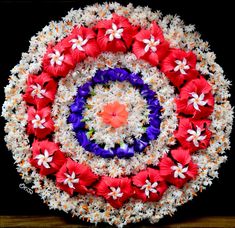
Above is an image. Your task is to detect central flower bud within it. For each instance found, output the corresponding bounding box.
[98,101,128,128]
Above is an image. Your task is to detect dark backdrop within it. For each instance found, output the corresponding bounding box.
[0,0,234,226]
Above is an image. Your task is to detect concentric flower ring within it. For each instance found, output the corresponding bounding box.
[2,2,233,227]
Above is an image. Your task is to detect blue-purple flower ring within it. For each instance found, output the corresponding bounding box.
[68,68,162,158]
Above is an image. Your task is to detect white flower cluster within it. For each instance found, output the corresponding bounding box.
[1,2,234,227]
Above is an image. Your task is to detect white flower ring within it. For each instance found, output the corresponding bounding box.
[1,2,233,227]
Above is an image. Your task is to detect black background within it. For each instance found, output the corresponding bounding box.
[0,0,234,226]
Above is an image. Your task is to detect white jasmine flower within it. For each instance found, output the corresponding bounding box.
[174,58,190,74]
[35,150,53,168]
[105,23,124,41]
[143,35,160,53]
[188,92,208,111]
[171,163,188,179]
[141,179,158,197]
[48,50,64,66]
[187,125,206,147]
[70,35,88,51]
[32,114,46,129]
[108,187,123,200]
[63,172,79,189]
[30,84,46,98]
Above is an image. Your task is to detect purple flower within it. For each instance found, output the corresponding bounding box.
[70,98,85,113]
[100,149,115,158]
[78,82,92,97]
[148,98,161,112]
[116,144,134,158]
[76,131,91,148]
[149,118,161,129]
[146,125,160,140]
[140,85,156,99]
[110,68,129,82]
[134,138,149,152]
[68,114,85,130]
[128,73,144,86]
[92,70,109,83]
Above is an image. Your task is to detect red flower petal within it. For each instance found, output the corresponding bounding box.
[174,118,212,152]
[132,21,169,66]
[151,21,165,42]
[43,43,75,77]
[62,26,100,62]
[132,170,148,187]
[159,148,198,188]
[83,40,100,58]
[132,168,167,202]
[142,51,159,66]
[95,176,133,208]
[95,14,136,53]
[56,158,98,195]
[187,162,198,178]
[161,48,199,87]
[171,147,191,166]
[30,139,66,176]
[23,72,57,109]
[159,155,174,176]
[27,106,54,139]
[132,40,147,58]
[176,77,214,119]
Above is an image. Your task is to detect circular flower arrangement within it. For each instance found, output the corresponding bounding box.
[1,2,234,227]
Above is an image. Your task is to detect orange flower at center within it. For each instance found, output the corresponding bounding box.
[98,101,128,128]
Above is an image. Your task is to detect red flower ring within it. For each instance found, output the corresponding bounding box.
[4,4,232,226]
[21,13,214,209]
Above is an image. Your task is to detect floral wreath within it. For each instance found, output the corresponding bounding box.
[1,2,234,227]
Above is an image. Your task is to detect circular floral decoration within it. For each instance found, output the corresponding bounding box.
[1,2,234,227]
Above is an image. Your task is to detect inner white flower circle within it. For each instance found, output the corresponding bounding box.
[83,81,149,149]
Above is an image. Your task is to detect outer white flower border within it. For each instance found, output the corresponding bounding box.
[52,52,177,177]
[1,2,234,227]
